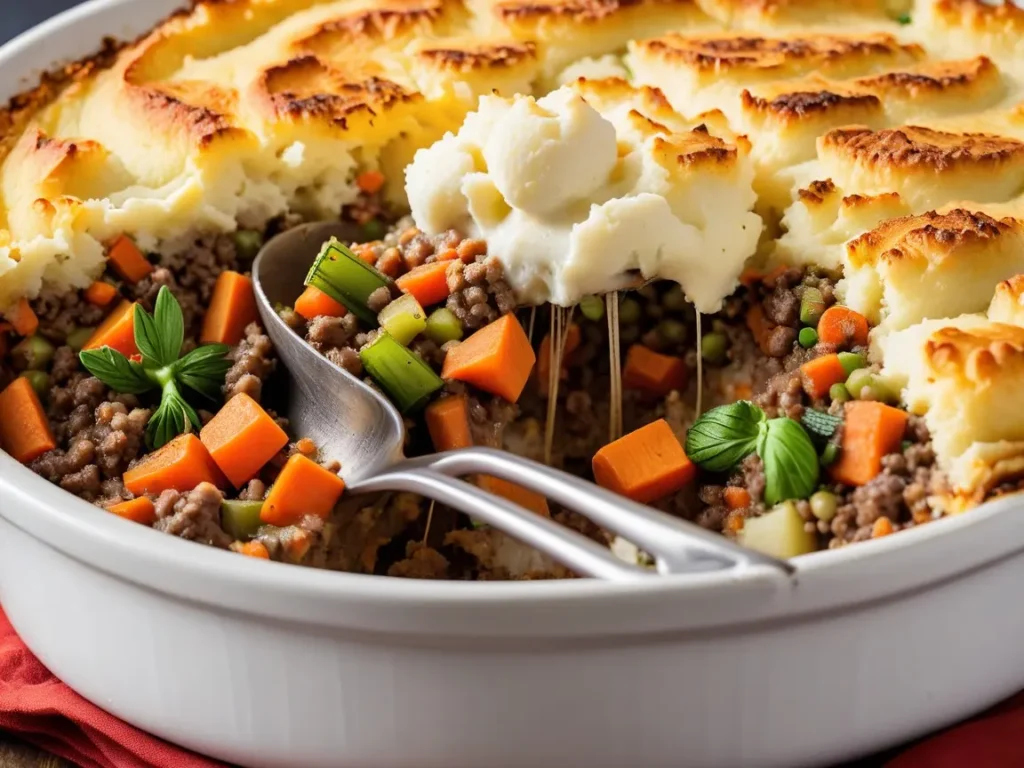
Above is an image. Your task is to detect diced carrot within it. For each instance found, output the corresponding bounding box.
[829,401,909,487]
[537,323,581,395]
[872,517,894,538]
[434,248,459,262]
[622,345,688,397]
[200,393,289,487]
[7,298,38,337]
[356,170,386,195]
[592,419,697,504]
[123,434,225,496]
[294,285,347,321]
[734,382,754,400]
[107,235,153,284]
[425,394,473,452]
[478,475,550,518]
[238,541,270,559]
[283,529,314,563]
[200,271,259,346]
[261,454,346,526]
[295,437,317,457]
[107,497,156,526]
[723,487,751,510]
[817,306,869,349]
[352,245,378,265]
[745,305,773,355]
[395,261,451,307]
[800,353,847,399]
[84,281,118,307]
[441,313,536,403]
[0,377,56,464]
[83,300,139,357]
[740,265,787,288]
[725,511,745,535]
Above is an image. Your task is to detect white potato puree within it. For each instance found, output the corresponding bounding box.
[405,84,763,313]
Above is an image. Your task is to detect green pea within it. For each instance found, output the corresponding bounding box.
[661,284,687,312]
[233,229,264,262]
[619,297,642,325]
[361,219,386,242]
[820,443,839,467]
[838,352,867,377]
[798,327,818,349]
[20,370,49,398]
[799,287,826,327]
[701,331,729,364]
[829,383,850,403]
[12,335,55,371]
[658,319,687,345]
[66,327,95,353]
[579,295,606,322]
[845,368,873,400]
[810,490,838,522]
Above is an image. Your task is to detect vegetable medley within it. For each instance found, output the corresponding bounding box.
[0,196,950,578]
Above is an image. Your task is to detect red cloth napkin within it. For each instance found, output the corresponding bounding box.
[0,603,1022,768]
[0,607,223,768]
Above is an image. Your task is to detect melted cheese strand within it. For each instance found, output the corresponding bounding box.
[607,292,623,443]
[527,306,537,345]
[422,500,436,545]
[695,311,704,418]
[543,306,564,466]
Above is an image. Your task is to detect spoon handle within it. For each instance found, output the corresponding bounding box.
[348,467,653,580]
[397,448,795,577]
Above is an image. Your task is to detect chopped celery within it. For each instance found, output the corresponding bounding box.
[66,327,95,353]
[360,331,444,413]
[579,295,605,322]
[838,352,867,376]
[20,371,49,397]
[305,238,392,325]
[424,308,464,344]
[799,287,825,327]
[221,500,265,541]
[378,294,427,346]
[12,336,55,371]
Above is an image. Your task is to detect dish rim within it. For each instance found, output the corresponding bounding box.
[1,0,1022,634]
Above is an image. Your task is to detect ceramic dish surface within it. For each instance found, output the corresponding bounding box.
[3,1,1024,767]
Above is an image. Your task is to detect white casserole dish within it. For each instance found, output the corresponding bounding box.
[3,2,1024,766]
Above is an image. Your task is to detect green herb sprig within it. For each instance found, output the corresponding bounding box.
[685,400,821,505]
[79,286,232,449]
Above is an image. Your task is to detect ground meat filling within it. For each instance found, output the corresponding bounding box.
[11,208,964,578]
[154,483,233,548]
[224,323,277,403]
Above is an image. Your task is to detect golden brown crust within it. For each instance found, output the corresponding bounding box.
[493,0,689,22]
[796,178,837,204]
[852,56,999,99]
[820,125,1024,172]
[741,87,880,118]
[414,40,538,71]
[632,33,919,73]
[926,323,1024,383]
[846,209,1021,268]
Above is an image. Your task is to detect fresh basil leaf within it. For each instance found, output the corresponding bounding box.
[176,343,232,401]
[758,418,819,506]
[133,303,164,368]
[79,347,155,395]
[146,385,202,450]
[685,400,766,473]
[153,285,184,366]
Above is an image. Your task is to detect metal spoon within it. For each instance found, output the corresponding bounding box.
[252,221,794,580]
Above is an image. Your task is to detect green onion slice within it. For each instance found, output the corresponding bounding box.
[359,331,444,413]
[378,294,427,346]
[305,238,392,325]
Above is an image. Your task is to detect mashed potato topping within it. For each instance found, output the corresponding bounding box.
[406,82,762,312]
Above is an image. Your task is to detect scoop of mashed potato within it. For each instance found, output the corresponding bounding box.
[405,80,763,313]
